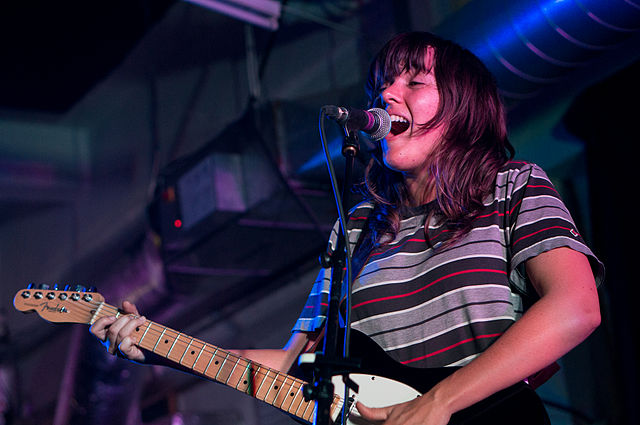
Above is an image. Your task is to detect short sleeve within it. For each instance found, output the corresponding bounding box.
[506,163,605,294]
[291,202,373,333]
[291,267,332,333]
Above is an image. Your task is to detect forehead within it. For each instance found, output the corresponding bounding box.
[381,45,436,83]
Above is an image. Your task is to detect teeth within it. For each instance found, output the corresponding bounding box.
[389,114,409,123]
[389,114,410,135]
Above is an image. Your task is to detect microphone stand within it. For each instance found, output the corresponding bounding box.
[301,113,362,425]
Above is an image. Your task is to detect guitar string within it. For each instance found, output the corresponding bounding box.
[94,302,308,393]
[60,297,318,414]
[89,301,342,416]
[41,293,342,412]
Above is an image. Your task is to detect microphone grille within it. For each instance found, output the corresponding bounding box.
[367,108,391,141]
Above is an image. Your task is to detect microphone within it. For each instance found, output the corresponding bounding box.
[321,105,391,141]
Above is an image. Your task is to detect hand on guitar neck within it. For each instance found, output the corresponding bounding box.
[90,300,147,363]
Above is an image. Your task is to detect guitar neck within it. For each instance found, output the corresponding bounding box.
[93,303,330,424]
[15,287,549,425]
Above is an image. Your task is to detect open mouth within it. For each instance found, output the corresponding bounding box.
[389,115,410,135]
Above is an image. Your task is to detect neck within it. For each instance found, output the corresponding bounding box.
[404,173,435,207]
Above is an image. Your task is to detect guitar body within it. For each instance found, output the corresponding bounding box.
[14,287,549,425]
[322,329,550,425]
[330,373,421,424]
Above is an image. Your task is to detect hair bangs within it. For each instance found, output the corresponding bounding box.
[366,33,435,107]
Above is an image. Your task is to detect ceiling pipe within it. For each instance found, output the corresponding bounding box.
[436,0,640,101]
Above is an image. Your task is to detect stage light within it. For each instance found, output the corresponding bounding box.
[183,0,281,30]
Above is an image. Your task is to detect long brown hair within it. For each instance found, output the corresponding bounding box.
[359,32,514,253]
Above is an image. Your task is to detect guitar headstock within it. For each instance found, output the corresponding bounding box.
[13,284,105,324]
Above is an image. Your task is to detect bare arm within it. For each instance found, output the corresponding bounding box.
[357,247,601,424]
[232,331,319,372]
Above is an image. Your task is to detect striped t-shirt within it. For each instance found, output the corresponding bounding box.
[292,161,604,368]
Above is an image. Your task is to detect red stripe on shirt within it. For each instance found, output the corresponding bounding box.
[475,210,505,220]
[400,333,503,364]
[527,184,557,193]
[513,225,574,246]
[352,269,507,309]
[509,199,522,215]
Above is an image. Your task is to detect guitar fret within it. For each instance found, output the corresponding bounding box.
[152,328,167,352]
[139,321,152,345]
[303,395,316,423]
[234,361,253,393]
[214,353,231,381]
[203,347,219,376]
[255,368,270,399]
[264,372,286,405]
[179,337,194,364]
[272,373,285,405]
[303,401,316,423]
[286,385,305,414]
[278,378,297,411]
[294,396,312,420]
[224,356,241,385]
[264,372,278,404]
[273,375,294,408]
[192,343,206,370]
[280,379,301,411]
[167,333,181,357]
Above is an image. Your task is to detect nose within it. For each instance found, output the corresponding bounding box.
[381,80,400,107]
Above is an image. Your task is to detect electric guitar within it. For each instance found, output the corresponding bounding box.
[13,286,549,424]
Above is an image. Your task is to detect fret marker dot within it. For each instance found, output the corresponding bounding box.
[191,350,195,355]
[165,340,169,344]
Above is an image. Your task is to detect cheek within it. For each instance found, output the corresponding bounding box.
[410,89,440,124]
[417,99,439,122]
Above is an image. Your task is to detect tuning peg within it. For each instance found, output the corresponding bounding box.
[87,286,97,293]
[38,283,50,290]
[64,284,72,291]
[27,283,35,289]
[52,283,60,290]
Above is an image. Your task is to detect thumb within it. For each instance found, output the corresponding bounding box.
[356,401,389,422]
[122,300,140,315]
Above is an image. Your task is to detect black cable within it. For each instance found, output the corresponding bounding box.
[318,109,354,425]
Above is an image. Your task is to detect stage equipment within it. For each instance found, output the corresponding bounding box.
[183,0,281,30]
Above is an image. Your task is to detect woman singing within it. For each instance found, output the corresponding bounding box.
[91,32,603,425]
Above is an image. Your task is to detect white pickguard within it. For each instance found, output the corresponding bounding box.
[331,373,422,425]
